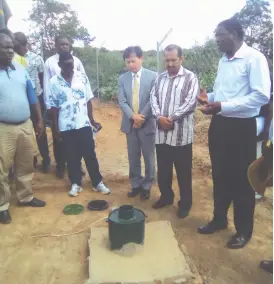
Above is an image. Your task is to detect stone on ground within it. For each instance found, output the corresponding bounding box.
[86,220,202,284]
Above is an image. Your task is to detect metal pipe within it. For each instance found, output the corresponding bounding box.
[156,28,173,74]
[96,41,105,100]
[96,48,99,99]
[156,41,160,74]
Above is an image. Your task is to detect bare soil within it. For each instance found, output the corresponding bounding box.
[0,100,272,284]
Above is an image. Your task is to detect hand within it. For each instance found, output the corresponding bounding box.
[35,120,44,140]
[198,88,209,105]
[158,116,174,130]
[199,102,221,115]
[132,114,145,128]
[91,120,102,132]
[52,127,62,142]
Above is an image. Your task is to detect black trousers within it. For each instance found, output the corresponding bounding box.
[61,127,102,187]
[53,137,66,170]
[156,143,192,211]
[35,95,50,163]
[209,115,256,238]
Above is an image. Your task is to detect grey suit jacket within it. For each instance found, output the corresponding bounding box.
[118,68,157,135]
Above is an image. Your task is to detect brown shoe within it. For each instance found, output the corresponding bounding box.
[152,197,173,209]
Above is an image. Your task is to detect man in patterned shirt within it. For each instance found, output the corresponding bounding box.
[150,44,199,218]
[44,35,86,179]
[14,32,51,173]
[48,51,110,197]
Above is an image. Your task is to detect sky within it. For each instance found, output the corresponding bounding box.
[6,0,265,51]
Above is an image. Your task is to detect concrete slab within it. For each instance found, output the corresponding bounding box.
[86,221,203,284]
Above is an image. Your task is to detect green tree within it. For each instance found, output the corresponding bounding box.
[233,0,273,69]
[28,0,95,59]
[183,39,220,91]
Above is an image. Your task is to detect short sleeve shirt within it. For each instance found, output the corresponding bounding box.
[25,51,44,96]
[48,71,94,132]
[0,62,35,123]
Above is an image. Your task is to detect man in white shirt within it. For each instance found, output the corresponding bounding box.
[44,36,86,178]
[48,51,110,197]
[197,18,270,249]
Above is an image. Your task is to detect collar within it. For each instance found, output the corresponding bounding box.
[0,62,15,71]
[223,42,248,61]
[131,67,143,78]
[57,70,77,82]
[165,65,184,78]
[25,50,31,58]
[9,63,15,70]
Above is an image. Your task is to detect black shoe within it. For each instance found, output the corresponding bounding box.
[18,197,46,207]
[42,158,51,173]
[260,260,273,274]
[227,234,250,249]
[140,190,150,201]
[152,196,173,209]
[178,208,189,219]
[128,187,142,198]
[56,167,65,179]
[0,210,11,224]
[197,220,227,234]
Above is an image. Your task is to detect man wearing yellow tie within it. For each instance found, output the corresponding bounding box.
[118,46,157,200]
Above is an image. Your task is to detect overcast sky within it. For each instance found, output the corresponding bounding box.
[7,0,267,51]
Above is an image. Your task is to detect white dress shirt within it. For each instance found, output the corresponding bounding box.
[44,53,86,109]
[208,42,271,118]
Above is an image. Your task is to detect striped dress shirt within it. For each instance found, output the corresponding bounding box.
[150,66,199,146]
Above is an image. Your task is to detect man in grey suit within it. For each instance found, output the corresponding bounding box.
[118,46,157,200]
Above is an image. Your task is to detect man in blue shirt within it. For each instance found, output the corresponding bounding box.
[0,33,46,224]
[197,18,270,249]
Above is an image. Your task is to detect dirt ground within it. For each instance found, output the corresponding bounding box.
[0,100,273,284]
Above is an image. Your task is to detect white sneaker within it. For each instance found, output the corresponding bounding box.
[255,192,263,200]
[69,184,82,197]
[93,181,111,195]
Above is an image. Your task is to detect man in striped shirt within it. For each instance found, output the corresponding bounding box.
[150,44,199,218]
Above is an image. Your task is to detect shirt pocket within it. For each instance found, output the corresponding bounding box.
[221,61,247,91]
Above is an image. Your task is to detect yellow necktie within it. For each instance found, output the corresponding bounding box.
[132,73,139,113]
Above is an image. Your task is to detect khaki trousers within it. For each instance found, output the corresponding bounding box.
[0,119,34,211]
